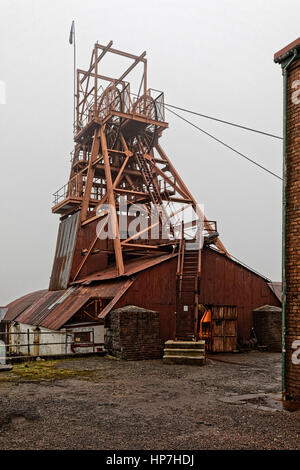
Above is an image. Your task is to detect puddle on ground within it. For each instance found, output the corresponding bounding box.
[218,393,284,412]
[246,395,283,412]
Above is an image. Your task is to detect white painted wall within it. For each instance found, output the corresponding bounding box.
[0,340,6,364]
[8,323,66,356]
[65,324,104,354]
[7,322,104,357]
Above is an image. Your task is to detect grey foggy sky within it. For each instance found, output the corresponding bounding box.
[0,0,298,306]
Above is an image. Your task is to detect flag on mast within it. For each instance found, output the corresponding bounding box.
[69,20,75,45]
[69,20,76,133]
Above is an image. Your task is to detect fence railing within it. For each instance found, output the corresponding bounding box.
[53,173,85,206]
[0,330,104,362]
[77,85,165,132]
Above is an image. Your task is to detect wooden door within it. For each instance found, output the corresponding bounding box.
[211,306,237,353]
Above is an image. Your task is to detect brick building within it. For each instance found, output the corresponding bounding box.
[275,38,300,403]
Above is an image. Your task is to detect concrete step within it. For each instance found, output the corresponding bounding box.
[164,348,205,357]
[165,340,205,349]
[163,355,205,366]
[164,345,205,351]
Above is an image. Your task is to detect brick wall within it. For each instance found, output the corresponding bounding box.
[104,306,163,360]
[253,306,282,352]
[285,56,300,401]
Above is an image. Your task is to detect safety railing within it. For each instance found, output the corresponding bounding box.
[76,84,165,133]
[0,330,104,361]
[53,173,84,206]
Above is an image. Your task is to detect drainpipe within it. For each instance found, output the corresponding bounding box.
[281,48,297,400]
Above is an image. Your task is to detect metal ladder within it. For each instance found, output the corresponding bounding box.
[176,239,200,340]
[133,137,177,240]
[135,152,162,207]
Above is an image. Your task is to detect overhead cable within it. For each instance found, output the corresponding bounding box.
[164,103,283,140]
[164,105,283,181]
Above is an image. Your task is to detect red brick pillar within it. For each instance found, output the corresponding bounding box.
[275,39,300,404]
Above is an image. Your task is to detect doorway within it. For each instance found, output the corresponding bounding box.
[199,305,237,353]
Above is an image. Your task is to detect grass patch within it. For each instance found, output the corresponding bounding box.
[105,354,121,361]
[0,360,95,383]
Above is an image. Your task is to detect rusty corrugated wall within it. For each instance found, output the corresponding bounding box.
[199,248,281,340]
[49,211,80,291]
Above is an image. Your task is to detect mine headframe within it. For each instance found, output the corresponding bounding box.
[50,41,227,288]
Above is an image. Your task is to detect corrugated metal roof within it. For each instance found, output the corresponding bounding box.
[49,211,80,290]
[42,290,91,330]
[2,279,132,330]
[47,279,135,327]
[17,290,66,326]
[73,253,177,285]
[98,279,134,319]
[0,308,7,321]
[267,282,282,303]
[4,290,48,322]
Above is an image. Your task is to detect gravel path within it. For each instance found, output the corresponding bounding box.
[0,352,299,450]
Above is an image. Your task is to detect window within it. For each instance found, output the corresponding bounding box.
[74,331,91,343]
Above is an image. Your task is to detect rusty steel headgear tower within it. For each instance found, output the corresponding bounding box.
[49,42,227,339]
[275,38,300,405]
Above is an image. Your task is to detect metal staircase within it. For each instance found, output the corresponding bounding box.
[135,152,162,206]
[176,239,200,340]
[134,150,175,239]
